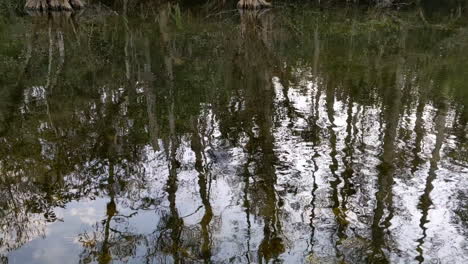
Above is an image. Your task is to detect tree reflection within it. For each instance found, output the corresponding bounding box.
[230,8,285,263]
[415,80,448,264]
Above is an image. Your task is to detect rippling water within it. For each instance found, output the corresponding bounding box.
[0,2,468,263]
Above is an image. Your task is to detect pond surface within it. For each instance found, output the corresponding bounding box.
[1,3,468,264]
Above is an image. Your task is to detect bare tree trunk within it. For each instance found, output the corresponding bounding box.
[238,0,271,9]
[25,0,84,11]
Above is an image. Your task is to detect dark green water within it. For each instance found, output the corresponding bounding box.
[1,3,468,264]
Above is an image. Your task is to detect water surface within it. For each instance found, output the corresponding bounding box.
[1,3,468,264]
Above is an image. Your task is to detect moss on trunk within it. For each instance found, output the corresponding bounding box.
[25,0,84,11]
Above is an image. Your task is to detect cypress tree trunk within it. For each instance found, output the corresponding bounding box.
[238,0,271,9]
[25,0,84,11]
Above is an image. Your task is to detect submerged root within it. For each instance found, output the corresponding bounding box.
[25,0,84,11]
[49,0,72,11]
[25,0,49,11]
[238,0,271,9]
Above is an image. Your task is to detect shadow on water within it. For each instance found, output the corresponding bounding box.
[0,2,468,263]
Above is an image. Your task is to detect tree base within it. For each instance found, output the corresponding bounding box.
[238,0,271,9]
[25,0,84,11]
